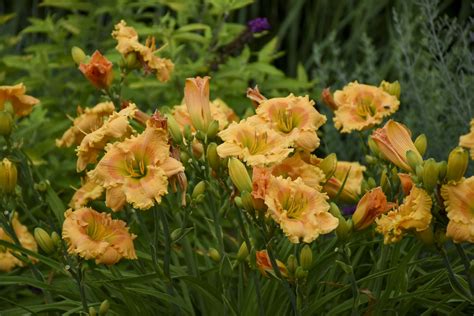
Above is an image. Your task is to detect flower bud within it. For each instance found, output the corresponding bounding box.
[208,248,221,262]
[99,299,110,316]
[51,231,61,247]
[365,155,377,165]
[0,112,13,136]
[195,130,206,142]
[34,227,55,254]
[406,150,422,172]
[318,153,337,178]
[180,151,190,163]
[0,158,17,194]
[183,125,193,141]
[234,196,243,208]
[352,187,391,230]
[89,307,97,316]
[79,50,113,90]
[367,177,376,189]
[367,137,380,156]
[166,115,183,144]
[379,80,401,99]
[414,134,427,156]
[237,242,249,261]
[287,255,297,275]
[240,191,254,212]
[422,159,439,192]
[192,181,206,199]
[228,158,252,192]
[380,169,390,194]
[125,52,140,69]
[295,266,308,280]
[206,142,220,171]
[299,245,312,270]
[437,161,447,180]
[71,46,87,64]
[321,88,338,111]
[194,194,205,204]
[446,147,468,182]
[415,165,424,180]
[206,120,220,139]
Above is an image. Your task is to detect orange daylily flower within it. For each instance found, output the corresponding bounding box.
[0,83,40,117]
[184,76,212,132]
[69,176,104,209]
[352,187,393,230]
[256,250,288,278]
[79,51,114,89]
[459,119,474,160]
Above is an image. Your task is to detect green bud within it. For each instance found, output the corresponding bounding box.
[194,194,205,204]
[234,196,243,209]
[166,115,183,144]
[192,181,206,199]
[34,228,55,254]
[0,112,13,136]
[422,159,439,192]
[206,142,220,171]
[380,169,390,194]
[125,52,140,69]
[71,46,87,64]
[329,202,342,218]
[379,80,401,99]
[299,245,312,270]
[206,120,220,139]
[195,130,206,142]
[414,134,427,156]
[180,151,190,163]
[416,165,424,180]
[89,307,97,316]
[446,147,468,182]
[437,161,447,180]
[183,125,193,141]
[240,191,254,212]
[365,155,376,165]
[170,228,183,241]
[228,158,252,192]
[367,177,376,189]
[99,299,110,316]
[0,158,17,194]
[318,154,337,178]
[287,255,297,275]
[50,231,61,247]
[237,242,249,261]
[406,150,422,172]
[208,248,221,262]
[295,266,308,280]
[367,137,380,156]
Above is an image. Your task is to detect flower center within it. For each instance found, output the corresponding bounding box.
[355,96,376,118]
[276,109,299,133]
[124,157,147,178]
[242,130,268,154]
[283,192,308,219]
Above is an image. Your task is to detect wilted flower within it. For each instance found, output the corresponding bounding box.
[62,207,137,265]
[0,215,37,272]
[332,82,399,133]
[440,176,474,243]
[264,176,338,243]
[459,119,474,159]
[56,102,115,148]
[0,83,40,117]
[246,86,267,107]
[352,187,393,230]
[69,176,104,209]
[376,186,432,244]
[217,118,293,166]
[112,20,174,82]
[371,120,422,172]
[76,104,137,172]
[323,161,366,203]
[79,51,114,89]
[255,250,288,278]
[89,121,184,211]
[256,95,326,152]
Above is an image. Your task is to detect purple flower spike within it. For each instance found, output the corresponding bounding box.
[248,17,270,33]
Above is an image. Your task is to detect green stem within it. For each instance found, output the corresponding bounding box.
[439,247,472,300]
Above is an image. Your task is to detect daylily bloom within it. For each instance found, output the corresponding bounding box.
[265,176,338,243]
[440,176,474,243]
[76,104,137,172]
[56,102,115,148]
[332,82,399,133]
[246,85,267,107]
[371,120,422,172]
[255,94,326,152]
[69,176,104,209]
[256,250,288,278]
[459,119,474,159]
[352,187,393,230]
[217,118,293,166]
[398,173,413,195]
[376,186,432,244]
[0,83,40,117]
[184,76,212,132]
[62,208,137,265]
[88,120,184,211]
[0,215,37,272]
[79,51,114,89]
[112,20,174,82]
[323,161,366,203]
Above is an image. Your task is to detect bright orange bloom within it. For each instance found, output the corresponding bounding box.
[398,173,413,195]
[0,215,37,272]
[323,161,366,203]
[352,187,393,230]
[255,250,288,278]
[56,102,115,148]
[371,120,422,172]
[459,119,474,160]
[62,208,137,265]
[79,51,114,89]
[440,176,474,243]
[0,83,39,117]
[89,121,184,211]
[376,186,432,244]
[333,82,399,133]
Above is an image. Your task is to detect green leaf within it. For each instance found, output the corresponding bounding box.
[45,186,65,222]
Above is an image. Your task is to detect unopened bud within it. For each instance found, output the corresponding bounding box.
[367,177,376,189]
[34,228,55,254]
[192,181,206,199]
[367,137,380,156]
[446,147,468,182]
[0,112,13,136]
[206,120,220,139]
[379,80,401,99]
[208,248,221,262]
[237,242,249,261]
[195,130,206,142]
[183,125,193,141]
[240,191,254,212]
[414,134,427,156]
[295,266,308,280]
[319,154,337,178]
[206,142,220,171]
[287,255,297,274]
[234,196,243,209]
[365,155,376,165]
[422,159,439,192]
[321,88,338,111]
[437,161,447,180]
[125,52,140,69]
[89,307,97,316]
[0,158,17,194]
[166,115,183,144]
[194,194,205,204]
[406,150,422,172]
[380,169,390,194]
[228,158,252,192]
[299,245,312,270]
[170,228,183,241]
[415,165,424,180]
[51,231,61,247]
[99,299,110,315]
[71,46,87,64]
